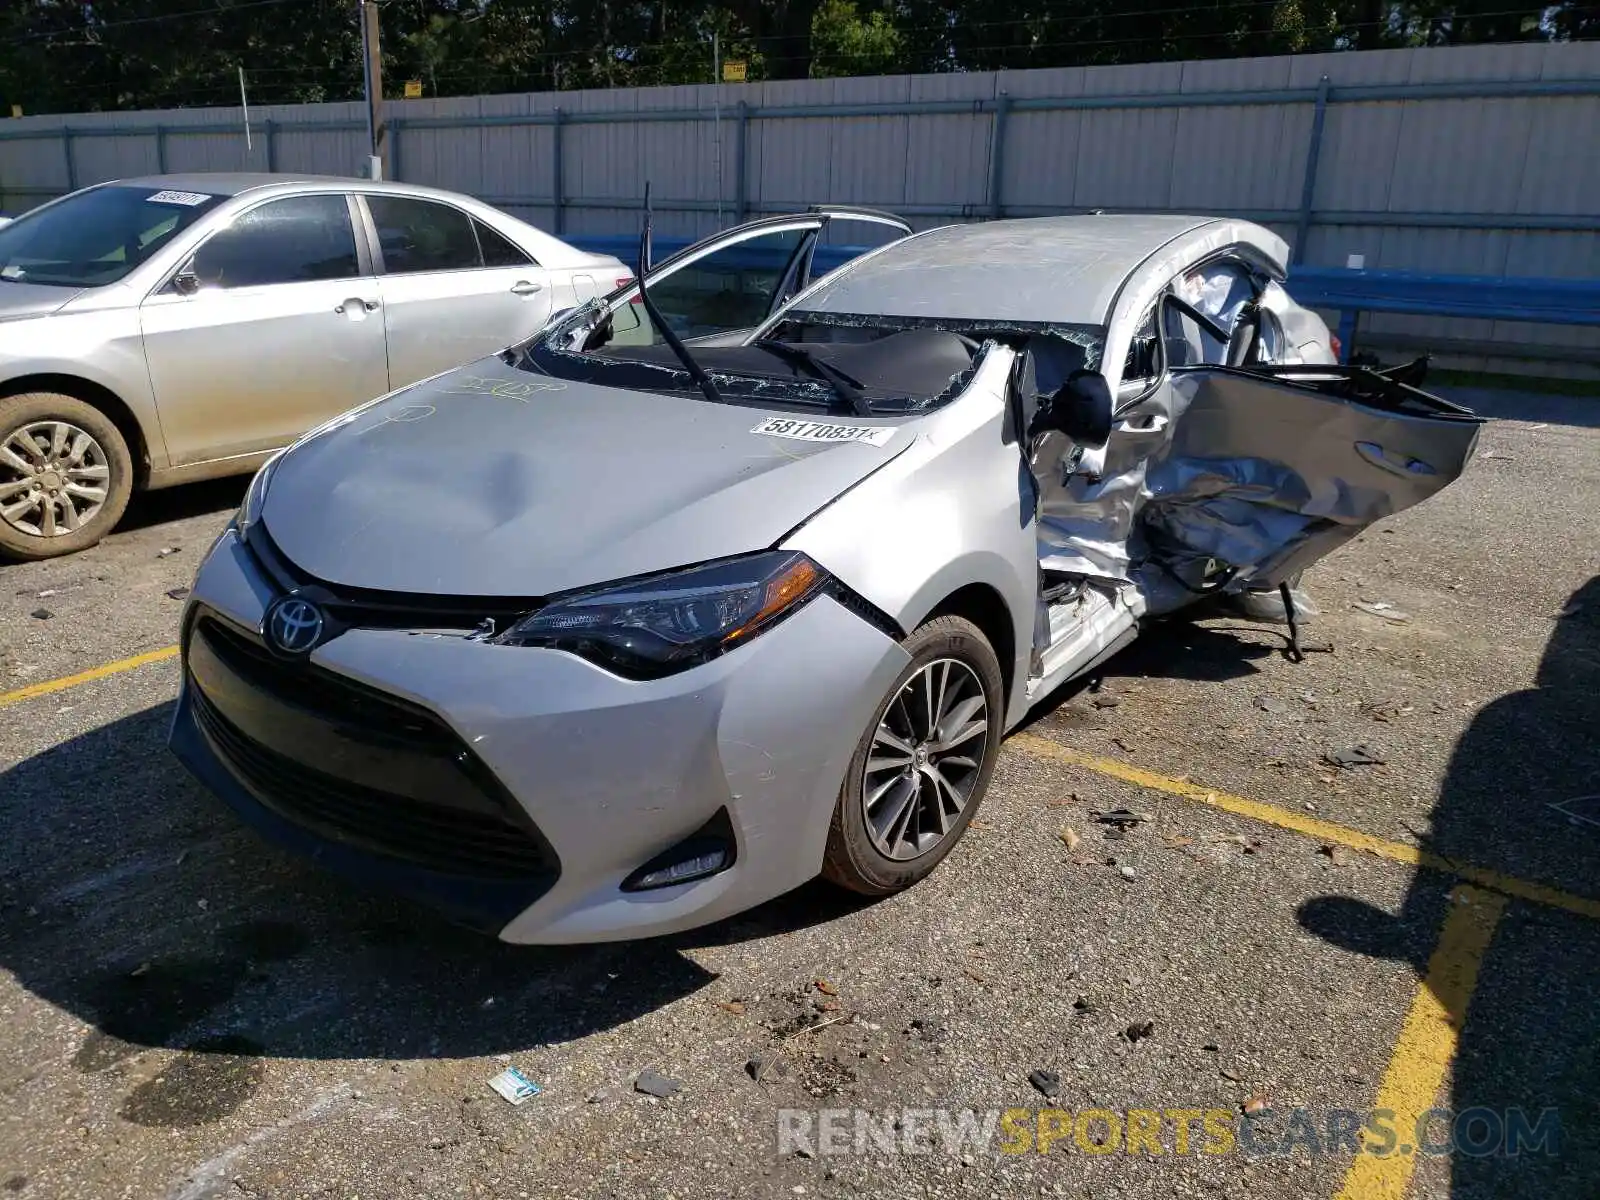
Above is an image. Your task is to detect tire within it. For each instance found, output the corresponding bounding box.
[822,615,1005,896]
[0,392,134,560]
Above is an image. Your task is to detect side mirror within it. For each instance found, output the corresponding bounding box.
[1030,369,1113,450]
[172,266,201,296]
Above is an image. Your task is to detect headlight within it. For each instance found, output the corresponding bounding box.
[235,452,281,540]
[497,551,825,678]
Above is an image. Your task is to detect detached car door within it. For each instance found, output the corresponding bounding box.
[362,194,555,384]
[139,192,390,465]
[603,208,911,348]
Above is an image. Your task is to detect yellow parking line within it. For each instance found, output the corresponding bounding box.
[0,645,180,709]
[1334,884,1507,1200]
[1009,732,1600,922]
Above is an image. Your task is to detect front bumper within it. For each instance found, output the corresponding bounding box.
[169,528,908,943]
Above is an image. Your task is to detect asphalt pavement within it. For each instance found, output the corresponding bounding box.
[1,387,1595,1200]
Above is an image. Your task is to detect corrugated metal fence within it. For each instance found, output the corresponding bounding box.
[2,42,1597,369]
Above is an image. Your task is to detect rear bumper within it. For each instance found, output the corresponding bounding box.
[170,527,908,943]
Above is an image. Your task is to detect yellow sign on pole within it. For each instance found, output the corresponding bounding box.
[8,104,20,118]
[722,61,747,83]
[403,80,423,99]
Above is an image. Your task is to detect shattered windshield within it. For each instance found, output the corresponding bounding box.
[518,304,1103,415]
[0,185,226,287]
[520,304,1006,414]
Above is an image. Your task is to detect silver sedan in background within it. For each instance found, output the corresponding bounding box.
[0,174,629,559]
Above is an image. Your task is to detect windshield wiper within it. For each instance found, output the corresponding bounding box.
[635,184,723,406]
[750,339,873,416]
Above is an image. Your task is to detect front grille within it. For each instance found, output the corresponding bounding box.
[244,523,540,633]
[199,617,454,754]
[189,617,557,881]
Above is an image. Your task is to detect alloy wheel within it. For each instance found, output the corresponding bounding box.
[0,420,113,538]
[861,657,990,861]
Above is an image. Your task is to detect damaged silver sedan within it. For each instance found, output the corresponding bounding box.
[170,212,1481,943]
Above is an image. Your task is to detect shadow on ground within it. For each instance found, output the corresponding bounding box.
[117,475,249,535]
[1298,575,1600,1195]
[0,702,862,1128]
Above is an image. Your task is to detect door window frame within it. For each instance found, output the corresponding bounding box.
[353,192,523,277]
[598,217,826,344]
[154,192,372,297]
[791,208,914,295]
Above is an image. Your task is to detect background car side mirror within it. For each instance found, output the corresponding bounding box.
[172,265,200,296]
[1030,369,1113,449]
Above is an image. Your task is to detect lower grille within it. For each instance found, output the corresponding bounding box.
[188,617,556,881]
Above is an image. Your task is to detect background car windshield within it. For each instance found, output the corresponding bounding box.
[0,185,226,287]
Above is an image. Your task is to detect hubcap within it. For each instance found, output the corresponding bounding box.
[862,658,990,861]
[0,420,111,538]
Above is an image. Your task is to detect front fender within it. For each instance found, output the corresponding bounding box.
[783,348,1039,730]
[0,308,168,470]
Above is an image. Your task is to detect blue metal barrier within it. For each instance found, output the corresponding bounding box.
[568,234,864,276]
[1284,266,1600,363]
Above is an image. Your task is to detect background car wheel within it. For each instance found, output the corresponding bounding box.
[0,392,133,560]
[822,614,1004,896]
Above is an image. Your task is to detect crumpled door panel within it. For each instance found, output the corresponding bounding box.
[1034,363,1482,615]
[1135,365,1483,610]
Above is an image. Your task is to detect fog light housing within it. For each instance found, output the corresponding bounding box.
[621,809,736,892]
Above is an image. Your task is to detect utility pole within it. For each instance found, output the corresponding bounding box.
[712,34,723,227]
[358,0,386,179]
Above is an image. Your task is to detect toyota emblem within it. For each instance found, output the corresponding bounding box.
[264,595,325,656]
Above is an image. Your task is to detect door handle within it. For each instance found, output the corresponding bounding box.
[510,280,543,296]
[335,299,380,316]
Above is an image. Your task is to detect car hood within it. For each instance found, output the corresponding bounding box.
[0,282,83,322]
[261,360,913,597]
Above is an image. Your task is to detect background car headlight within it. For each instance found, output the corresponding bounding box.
[497,551,825,677]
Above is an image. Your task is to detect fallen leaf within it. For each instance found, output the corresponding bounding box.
[1220,1067,1240,1081]
[963,967,986,983]
[814,979,838,997]
[1325,744,1386,769]
[1162,835,1195,849]
[1058,826,1081,852]
[1243,1095,1269,1115]
[717,1000,746,1015]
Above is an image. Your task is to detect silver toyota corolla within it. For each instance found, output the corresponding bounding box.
[0,174,628,559]
[170,213,1482,943]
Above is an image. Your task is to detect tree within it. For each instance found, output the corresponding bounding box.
[0,0,1591,116]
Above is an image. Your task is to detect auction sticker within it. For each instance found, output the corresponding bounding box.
[750,417,893,446]
[146,189,212,206]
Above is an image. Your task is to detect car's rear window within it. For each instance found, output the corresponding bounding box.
[0,185,227,288]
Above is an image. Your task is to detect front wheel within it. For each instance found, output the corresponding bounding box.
[0,392,133,560]
[822,615,1004,896]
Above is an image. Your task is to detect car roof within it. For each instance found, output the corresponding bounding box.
[792,214,1283,328]
[109,172,479,203]
[100,173,616,270]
